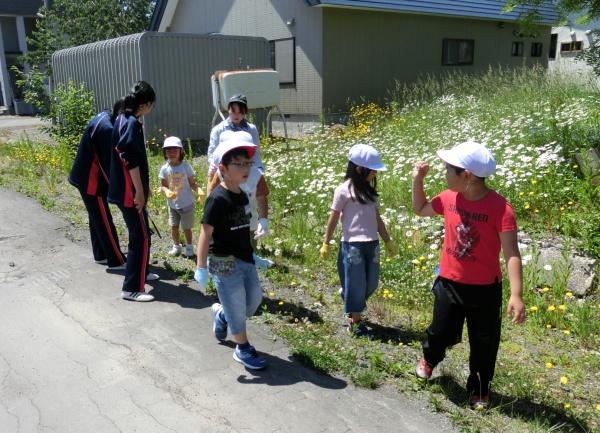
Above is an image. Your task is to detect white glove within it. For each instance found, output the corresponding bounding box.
[254,218,269,239]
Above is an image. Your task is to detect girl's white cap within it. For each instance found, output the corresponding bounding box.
[348,144,386,171]
[162,136,183,148]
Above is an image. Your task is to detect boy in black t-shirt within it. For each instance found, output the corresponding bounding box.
[195,140,266,370]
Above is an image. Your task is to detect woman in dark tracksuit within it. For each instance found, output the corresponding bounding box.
[69,101,126,268]
[108,81,157,302]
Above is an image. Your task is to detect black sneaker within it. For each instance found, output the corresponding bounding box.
[349,321,372,339]
[470,395,489,410]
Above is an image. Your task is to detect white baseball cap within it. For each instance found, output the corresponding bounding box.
[162,136,183,149]
[219,130,254,144]
[348,144,387,171]
[213,140,257,167]
[436,141,496,178]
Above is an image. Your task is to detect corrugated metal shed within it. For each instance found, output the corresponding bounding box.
[303,0,558,23]
[52,31,270,144]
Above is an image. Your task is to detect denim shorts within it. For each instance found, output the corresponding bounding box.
[337,240,380,315]
[211,257,262,335]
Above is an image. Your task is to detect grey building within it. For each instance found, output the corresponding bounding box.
[0,0,43,112]
[150,0,558,126]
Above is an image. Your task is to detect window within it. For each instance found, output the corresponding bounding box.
[549,34,557,59]
[269,38,295,85]
[511,42,524,57]
[442,39,474,66]
[560,41,583,53]
[531,42,543,57]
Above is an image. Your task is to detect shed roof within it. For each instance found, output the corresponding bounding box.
[302,0,558,24]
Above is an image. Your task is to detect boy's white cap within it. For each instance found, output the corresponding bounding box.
[348,144,387,171]
[219,130,254,144]
[162,136,183,149]
[213,140,257,167]
[436,141,496,178]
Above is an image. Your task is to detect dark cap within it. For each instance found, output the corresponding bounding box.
[228,94,247,106]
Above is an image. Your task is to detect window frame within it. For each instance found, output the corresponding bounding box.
[511,41,524,57]
[269,37,296,86]
[441,39,474,66]
[531,42,543,57]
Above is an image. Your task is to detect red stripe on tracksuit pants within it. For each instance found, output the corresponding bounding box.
[118,204,151,293]
[78,191,126,267]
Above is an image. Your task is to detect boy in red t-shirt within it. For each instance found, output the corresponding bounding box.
[411,141,526,410]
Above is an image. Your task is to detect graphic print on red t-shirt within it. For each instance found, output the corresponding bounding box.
[446,203,483,262]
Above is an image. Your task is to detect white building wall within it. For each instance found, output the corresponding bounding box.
[549,14,600,77]
[167,0,323,116]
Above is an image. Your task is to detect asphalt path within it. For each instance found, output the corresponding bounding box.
[0,118,456,432]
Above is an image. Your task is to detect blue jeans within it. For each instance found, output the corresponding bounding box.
[337,240,380,316]
[211,258,263,336]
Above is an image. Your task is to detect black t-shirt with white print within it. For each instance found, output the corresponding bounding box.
[201,184,254,264]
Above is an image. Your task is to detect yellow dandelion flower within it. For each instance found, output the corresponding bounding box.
[535,209,539,213]
[546,324,552,329]
[291,281,296,286]
[419,256,425,261]
[514,169,520,174]
[383,289,389,294]
[278,301,284,305]
[388,293,394,298]
[385,258,391,262]
[543,287,550,292]
[568,201,573,205]
[499,183,505,187]
[269,292,274,297]
[408,245,413,249]
[560,377,568,385]
[532,180,538,184]
[546,362,553,368]
[421,266,427,270]
[529,191,534,195]
[530,306,538,311]
[535,383,540,387]
[558,305,566,310]
[566,292,573,297]
[573,164,578,169]
[596,404,600,411]
[564,403,571,409]
[525,205,530,210]
[563,330,571,335]
[519,191,525,196]
[398,342,403,346]
[548,305,556,311]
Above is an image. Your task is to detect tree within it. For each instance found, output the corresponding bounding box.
[503,1,600,25]
[16,0,155,112]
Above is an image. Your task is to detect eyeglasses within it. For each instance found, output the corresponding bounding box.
[228,161,255,169]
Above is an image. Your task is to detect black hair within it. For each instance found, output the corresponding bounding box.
[163,147,184,161]
[227,101,248,115]
[446,163,486,180]
[447,164,465,176]
[111,97,125,122]
[344,160,378,204]
[221,147,250,166]
[119,81,156,116]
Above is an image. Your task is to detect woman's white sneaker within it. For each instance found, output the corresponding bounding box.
[122,291,154,302]
[146,273,160,281]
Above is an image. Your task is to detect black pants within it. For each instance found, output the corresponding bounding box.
[118,205,151,293]
[423,276,502,397]
[79,191,126,267]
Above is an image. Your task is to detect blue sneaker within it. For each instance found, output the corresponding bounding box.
[211,303,228,341]
[233,346,267,370]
